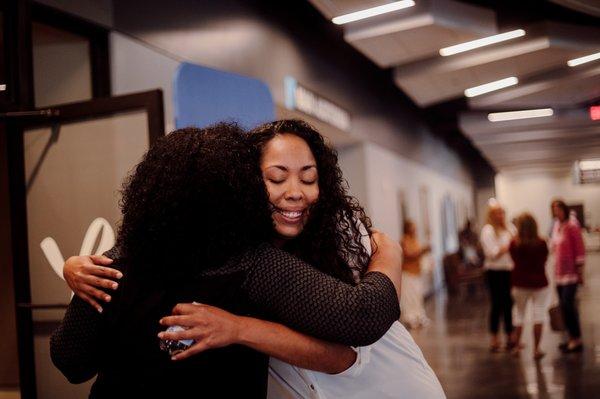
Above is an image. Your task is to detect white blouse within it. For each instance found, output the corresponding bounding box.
[267,321,446,399]
[480,224,515,271]
[266,221,445,399]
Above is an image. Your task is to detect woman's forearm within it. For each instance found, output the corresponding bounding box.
[237,317,357,374]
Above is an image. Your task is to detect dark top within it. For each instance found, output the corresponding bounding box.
[509,239,549,288]
[50,243,399,398]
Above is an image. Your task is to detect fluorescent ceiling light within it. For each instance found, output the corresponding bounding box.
[567,51,600,67]
[487,108,553,122]
[464,77,518,97]
[0,84,5,91]
[332,1,415,25]
[579,159,600,171]
[440,29,526,57]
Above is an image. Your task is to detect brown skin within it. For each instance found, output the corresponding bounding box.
[511,324,545,359]
[262,134,319,242]
[63,255,121,313]
[157,304,357,372]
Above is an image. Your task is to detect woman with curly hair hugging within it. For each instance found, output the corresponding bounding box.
[53,120,444,398]
[51,122,402,398]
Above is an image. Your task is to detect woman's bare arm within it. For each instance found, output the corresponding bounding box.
[237,317,357,374]
[159,303,356,374]
[367,232,402,301]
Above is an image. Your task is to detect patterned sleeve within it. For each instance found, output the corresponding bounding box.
[50,295,104,383]
[242,245,400,347]
[49,247,121,383]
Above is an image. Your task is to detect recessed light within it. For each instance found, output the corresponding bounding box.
[464,77,518,97]
[440,29,526,57]
[332,1,416,25]
[487,108,554,122]
[567,51,600,67]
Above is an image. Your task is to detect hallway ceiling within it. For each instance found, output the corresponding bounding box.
[308,0,600,174]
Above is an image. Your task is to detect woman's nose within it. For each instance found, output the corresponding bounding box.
[284,181,304,201]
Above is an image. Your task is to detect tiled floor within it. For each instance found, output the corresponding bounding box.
[412,252,600,399]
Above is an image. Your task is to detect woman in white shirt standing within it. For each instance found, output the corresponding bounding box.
[480,200,516,352]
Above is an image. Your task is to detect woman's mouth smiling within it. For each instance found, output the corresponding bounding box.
[274,207,305,224]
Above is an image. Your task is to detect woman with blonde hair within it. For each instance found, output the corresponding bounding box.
[509,213,549,359]
[480,200,516,352]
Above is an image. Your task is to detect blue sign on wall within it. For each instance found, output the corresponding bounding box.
[174,62,275,130]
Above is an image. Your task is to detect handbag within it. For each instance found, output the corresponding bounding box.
[549,305,565,332]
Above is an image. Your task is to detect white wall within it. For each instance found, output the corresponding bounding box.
[338,144,368,208]
[496,172,600,236]
[341,142,475,293]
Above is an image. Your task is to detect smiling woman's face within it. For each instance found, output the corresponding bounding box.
[261,133,319,239]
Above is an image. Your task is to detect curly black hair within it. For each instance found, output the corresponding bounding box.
[247,119,372,284]
[117,123,273,283]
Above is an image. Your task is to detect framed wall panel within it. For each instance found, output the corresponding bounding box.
[4,89,164,398]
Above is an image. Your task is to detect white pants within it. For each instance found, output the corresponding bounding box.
[512,287,550,325]
[400,272,428,327]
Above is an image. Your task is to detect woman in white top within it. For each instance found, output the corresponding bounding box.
[480,199,516,352]
[268,257,445,399]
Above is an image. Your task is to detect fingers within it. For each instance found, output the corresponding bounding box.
[78,292,103,313]
[160,315,196,328]
[81,273,119,290]
[172,303,202,315]
[158,327,200,341]
[82,284,112,303]
[89,254,114,266]
[171,341,209,361]
[83,264,123,280]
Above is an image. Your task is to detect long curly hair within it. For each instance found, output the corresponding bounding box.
[117,123,273,283]
[247,119,372,284]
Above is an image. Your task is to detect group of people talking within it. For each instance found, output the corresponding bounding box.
[480,199,585,359]
[50,120,446,398]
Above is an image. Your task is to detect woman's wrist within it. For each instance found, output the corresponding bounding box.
[236,316,260,346]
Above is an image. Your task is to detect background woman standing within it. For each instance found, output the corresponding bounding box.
[551,199,585,353]
[480,200,516,352]
[400,220,432,329]
[509,213,549,360]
